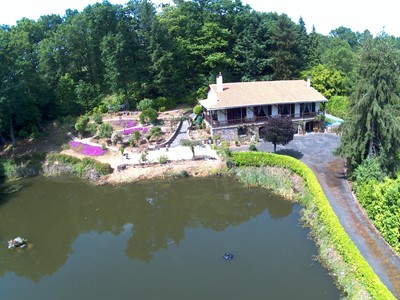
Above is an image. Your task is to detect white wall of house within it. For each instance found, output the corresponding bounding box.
[246,107,254,119]
[316,102,320,112]
[217,110,226,122]
[271,105,278,116]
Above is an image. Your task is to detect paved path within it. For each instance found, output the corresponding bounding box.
[170,120,190,147]
[252,133,400,298]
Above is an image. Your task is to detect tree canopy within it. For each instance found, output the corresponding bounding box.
[259,117,295,152]
[336,36,400,176]
[0,0,390,143]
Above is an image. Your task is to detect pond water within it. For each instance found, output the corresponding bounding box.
[0,177,340,299]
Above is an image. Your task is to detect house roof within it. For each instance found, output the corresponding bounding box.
[199,80,327,110]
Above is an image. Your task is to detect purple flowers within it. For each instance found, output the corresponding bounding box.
[122,127,149,135]
[69,141,106,156]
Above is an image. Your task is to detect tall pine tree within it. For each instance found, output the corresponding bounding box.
[337,36,400,176]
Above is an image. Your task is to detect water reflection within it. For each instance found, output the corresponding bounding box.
[0,177,293,282]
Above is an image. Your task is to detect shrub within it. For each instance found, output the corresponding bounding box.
[249,143,257,151]
[326,95,349,119]
[98,123,114,139]
[74,115,90,136]
[158,155,168,164]
[139,108,158,124]
[193,104,203,115]
[136,98,154,111]
[87,123,98,136]
[92,113,103,124]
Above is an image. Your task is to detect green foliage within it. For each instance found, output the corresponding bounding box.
[0,159,18,180]
[235,166,295,199]
[302,64,347,98]
[158,155,168,164]
[74,115,90,136]
[92,113,103,124]
[326,95,349,119]
[133,130,141,142]
[98,123,114,139]
[136,98,154,111]
[259,117,295,152]
[46,153,112,177]
[355,178,400,253]
[249,144,257,151]
[86,123,98,136]
[230,151,395,299]
[139,108,158,124]
[337,36,400,176]
[180,139,203,159]
[193,105,203,115]
[353,157,384,184]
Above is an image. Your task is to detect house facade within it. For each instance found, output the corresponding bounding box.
[199,75,328,140]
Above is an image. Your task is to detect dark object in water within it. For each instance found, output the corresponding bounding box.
[223,252,234,260]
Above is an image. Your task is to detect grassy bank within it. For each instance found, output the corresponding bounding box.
[231,151,395,300]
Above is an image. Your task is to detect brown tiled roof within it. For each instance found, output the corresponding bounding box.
[199,80,327,110]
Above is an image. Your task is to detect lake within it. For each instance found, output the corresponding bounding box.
[0,176,340,299]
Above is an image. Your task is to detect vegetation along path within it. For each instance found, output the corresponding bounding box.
[256,133,400,298]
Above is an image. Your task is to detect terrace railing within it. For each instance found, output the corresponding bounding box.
[204,112,318,128]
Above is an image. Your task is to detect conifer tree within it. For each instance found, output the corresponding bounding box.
[337,36,400,176]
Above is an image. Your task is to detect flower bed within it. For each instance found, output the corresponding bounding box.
[122,126,149,135]
[69,141,106,156]
[111,119,137,128]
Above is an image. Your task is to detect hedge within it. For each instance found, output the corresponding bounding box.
[231,151,395,300]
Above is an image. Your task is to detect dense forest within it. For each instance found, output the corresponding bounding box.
[0,0,380,142]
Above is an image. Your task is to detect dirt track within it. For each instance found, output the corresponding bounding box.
[256,133,400,299]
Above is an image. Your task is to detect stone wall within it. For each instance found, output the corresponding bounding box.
[212,127,237,141]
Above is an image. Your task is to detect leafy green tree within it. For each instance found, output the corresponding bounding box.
[74,115,90,138]
[180,139,204,160]
[326,95,349,119]
[136,98,155,111]
[259,117,295,152]
[139,108,158,124]
[337,36,400,175]
[301,64,347,98]
[98,123,114,139]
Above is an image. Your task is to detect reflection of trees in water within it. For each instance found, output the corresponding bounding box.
[0,177,293,281]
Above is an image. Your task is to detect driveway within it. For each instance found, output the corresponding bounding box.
[255,133,400,299]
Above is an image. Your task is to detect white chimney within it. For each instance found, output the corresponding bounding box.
[307,76,311,88]
[217,72,223,92]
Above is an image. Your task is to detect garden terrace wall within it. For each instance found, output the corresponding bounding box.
[230,151,395,300]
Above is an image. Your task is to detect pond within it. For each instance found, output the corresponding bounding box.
[0,177,340,299]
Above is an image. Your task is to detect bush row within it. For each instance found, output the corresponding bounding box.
[231,151,395,300]
[46,153,113,178]
[355,178,400,253]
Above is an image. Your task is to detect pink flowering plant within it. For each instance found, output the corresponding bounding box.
[69,141,106,156]
[122,126,150,136]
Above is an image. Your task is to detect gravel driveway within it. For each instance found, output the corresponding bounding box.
[254,133,400,298]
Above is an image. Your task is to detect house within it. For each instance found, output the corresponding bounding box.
[199,74,328,140]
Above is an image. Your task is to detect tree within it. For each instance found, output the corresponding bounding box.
[259,117,295,152]
[301,64,347,98]
[139,108,158,124]
[268,14,303,80]
[336,36,400,176]
[180,139,203,159]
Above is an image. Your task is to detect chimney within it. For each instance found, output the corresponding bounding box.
[217,72,223,92]
[307,76,311,88]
